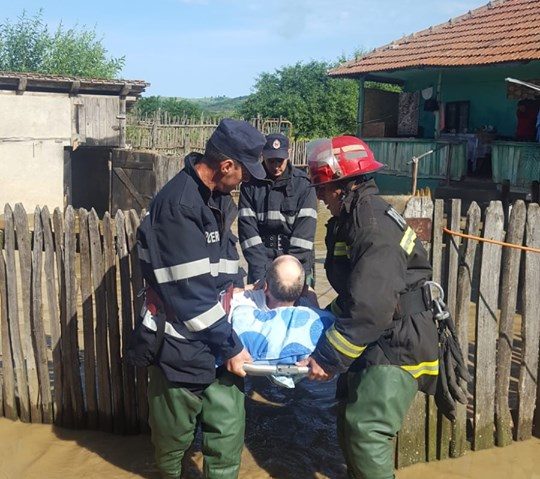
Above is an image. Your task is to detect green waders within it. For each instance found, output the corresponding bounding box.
[337,365,418,479]
[147,366,245,479]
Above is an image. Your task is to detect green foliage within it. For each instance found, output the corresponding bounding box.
[191,96,247,117]
[0,10,124,78]
[134,96,202,118]
[240,60,359,139]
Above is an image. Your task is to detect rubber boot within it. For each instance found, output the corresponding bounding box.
[200,370,245,479]
[338,365,418,479]
[147,366,203,479]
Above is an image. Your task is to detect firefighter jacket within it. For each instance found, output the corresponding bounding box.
[238,163,317,283]
[312,179,439,394]
[136,153,244,385]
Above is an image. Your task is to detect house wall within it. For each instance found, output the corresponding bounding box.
[399,62,540,139]
[0,91,71,210]
[363,88,399,137]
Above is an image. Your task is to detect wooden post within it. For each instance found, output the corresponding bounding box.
[4,204,30,422]
[13,203,42,423]
[89,209,113,432]
[516,203,540,440]
[53,207,73,427]
[116,210,138,433]
[32,207,53,423]
[64,206,85,427]
[79,208,98,429]
[357,77,365,137]
[411,159,419,197]
[0,214,17,420]
[42,207,63,424]
[103,212,124,433]
[451,201,481,457]
[473,201,504,451]
[495,200,526,446]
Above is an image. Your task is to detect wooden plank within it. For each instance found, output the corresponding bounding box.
[126,210,148,432]
[53,207,72,427]
[89,209,113,431]
[0,217,17,420]
[64,206,85,427]
[396,197,433,467]
[103,213,124,433]
[79,208,98,429]
[438,199,461,459]
[495,201,526,446]
[427,199,445,462]
[13,203,42,422]
[116,209,138,433]
[451,201,481,457]
[41,207,63,424]
[473,201,504,451]
[4,204,30,421]
[31,207,53,423]
[113,168,148,208]
[516,203,540,441]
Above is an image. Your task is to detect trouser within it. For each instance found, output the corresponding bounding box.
[337,365,418,479]
[147,366,245,479]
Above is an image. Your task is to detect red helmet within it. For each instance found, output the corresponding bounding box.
[307,136,384,186]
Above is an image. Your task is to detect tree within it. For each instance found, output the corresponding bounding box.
[134,96,202,119]
[0,10,124,78]
[240,60,359,139]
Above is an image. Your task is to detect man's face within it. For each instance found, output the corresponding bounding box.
[264,157,288,178]
[215,159,251,193]
[315,183,342,216]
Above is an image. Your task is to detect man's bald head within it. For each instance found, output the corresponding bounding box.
[266,255,305,304]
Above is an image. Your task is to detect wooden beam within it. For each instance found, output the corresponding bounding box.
[119,83,132,97]
[17,77,27,95]
[70,80,80,96]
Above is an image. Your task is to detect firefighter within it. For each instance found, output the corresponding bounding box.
[301,136,439,479]
[238,133,317,285]
[136,118,266,479]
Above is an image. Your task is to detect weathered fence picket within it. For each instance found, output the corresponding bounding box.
[41,206,63,423]
[32,207,53,423]
[0,199,539,470]
[79,208,98,430]
[4,204,30,422]
[495,200,527,446]
[451,201,481,457]
[474,201,505,450]
[516,203,540,440]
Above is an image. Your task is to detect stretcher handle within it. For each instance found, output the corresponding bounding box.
[243,364,310,377]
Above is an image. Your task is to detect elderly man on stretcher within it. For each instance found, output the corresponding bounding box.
[227,255,335,387]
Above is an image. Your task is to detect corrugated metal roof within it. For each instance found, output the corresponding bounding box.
[0,71,149,95]
[330,0,540,78]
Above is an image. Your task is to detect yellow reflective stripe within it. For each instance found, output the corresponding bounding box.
[330,298,343,317]
[399,227,417,255]
[325,325,366,359]
[334,241,351,258]
[401,359,439,379]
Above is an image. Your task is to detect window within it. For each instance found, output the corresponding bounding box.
[445,101,470,133]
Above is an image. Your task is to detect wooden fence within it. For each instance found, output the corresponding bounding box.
[126,114,308,167]
[0,199,539,465]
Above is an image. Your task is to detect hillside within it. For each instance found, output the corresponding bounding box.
[188,95,247,116]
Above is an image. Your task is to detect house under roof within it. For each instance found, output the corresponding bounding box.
[330,0,540,79]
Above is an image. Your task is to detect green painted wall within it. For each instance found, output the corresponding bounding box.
[390,62,540,139]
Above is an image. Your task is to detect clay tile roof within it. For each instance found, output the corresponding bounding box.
[330,0,540,78]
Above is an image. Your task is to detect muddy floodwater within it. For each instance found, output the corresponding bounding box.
[1,202,539,478]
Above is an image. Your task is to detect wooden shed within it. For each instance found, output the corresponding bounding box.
[0,72,148,213]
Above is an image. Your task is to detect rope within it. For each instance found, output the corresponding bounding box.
[442,227,540,254]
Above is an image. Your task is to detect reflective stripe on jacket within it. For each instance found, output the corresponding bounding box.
[137,153,243,384]
[312,179,439,394]
[238,163,317,282]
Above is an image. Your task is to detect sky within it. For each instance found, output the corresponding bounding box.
[2,0,488,98]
